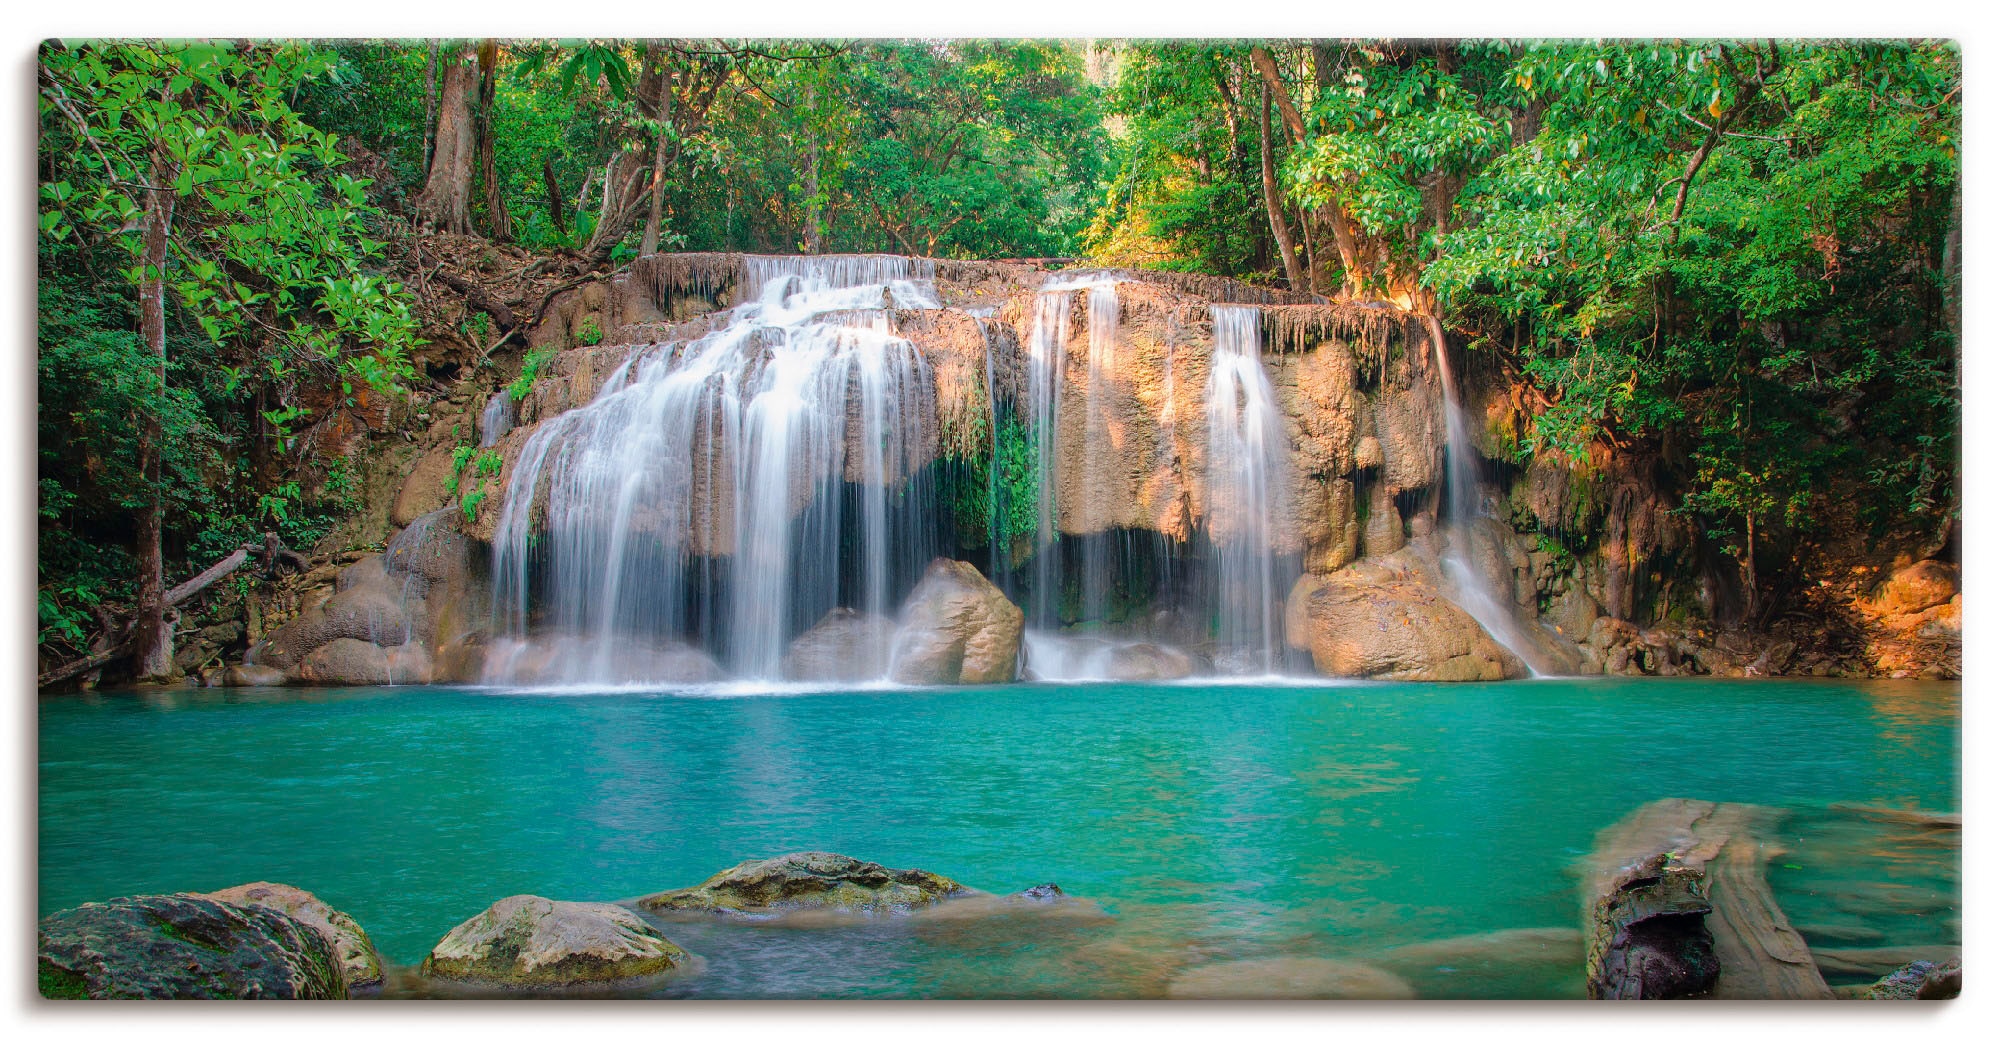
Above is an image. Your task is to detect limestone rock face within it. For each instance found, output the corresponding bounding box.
[639,851,969,917]
[421,895,687,988]
[1290,569,1527,681]
[222,663,288,687]
[245,555,411,671]
[890,559,1024,684]
[392,446,458,528]
[38,894,347,999]
[783,608,898,681]
[481,635,723,685]
[204,882,384,992]
[293,639,434,686]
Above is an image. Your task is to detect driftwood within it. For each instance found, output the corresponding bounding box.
[37,533,307,690]
[1584,798,1833,999]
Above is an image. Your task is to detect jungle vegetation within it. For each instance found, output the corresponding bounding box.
[36,38,1959,672]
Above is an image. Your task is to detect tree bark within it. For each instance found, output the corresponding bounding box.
[416,41,477,235]
[475,40,511,242]
[423,41,438,175]
[130,144,179,682]
[1258,81,1304,289]
[542,154,567,240]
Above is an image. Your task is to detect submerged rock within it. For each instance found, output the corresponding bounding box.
[204,882,384,992]
[1167,957,1416,999]
[38,894,347,999]
[1860,958,1960,1000]
[889,559,1024,684]
[1289,570,1526,681]
[782,608,897,681]
[421,895,687,988]
[638,851,969,917]
[222,662,288,687]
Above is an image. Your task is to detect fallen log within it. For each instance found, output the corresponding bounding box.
[38,535,306,690]
[1584,798,1833,999]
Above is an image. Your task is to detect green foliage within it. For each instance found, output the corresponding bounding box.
[510,347,558,401]
[574,315,603,346]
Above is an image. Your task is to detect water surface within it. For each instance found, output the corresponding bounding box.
[38,677,1959,998]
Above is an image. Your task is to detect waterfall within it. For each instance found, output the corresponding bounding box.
[1078,283,1122,625]
[1022,276,1123,630]
[1428,326,1545,677]
[479,391,514,447]
[1204,305,1289,673]
[488,255,939,684]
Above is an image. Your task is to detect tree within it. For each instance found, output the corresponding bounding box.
[416,41,477,234]
[39,40,420,678]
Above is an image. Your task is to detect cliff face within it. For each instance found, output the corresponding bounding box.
[226,252,1956,687]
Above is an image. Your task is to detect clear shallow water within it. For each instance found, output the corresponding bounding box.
[38,678,1959,998]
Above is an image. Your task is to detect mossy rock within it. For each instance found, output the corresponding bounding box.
[420,895,687,989]
[204,881,385,992]
[38,894,347,999]
[638,851,970,917]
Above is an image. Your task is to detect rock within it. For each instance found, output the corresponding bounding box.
[204,882,383,992]
[222,663,288,687]
[1007,883,1067,902]
[392,446,460,528]
[1024,634,1195,681]
[1359,481,1405,558]
[420,895,687,988]
[383,507,472,583]
[293,639,434,686]
[1291,571,1526,681]
[1167,957,1416,999]
[434,632,489,683]
[246,555,412,671]
[889,559,1024,684]
[639,851,969,917]
[38,894,347,999]
[1875,560,1958,615]
[1860,958,1960,1000]
[199,621,246,646]
[482,635,723,685]
[782,608,897,681]
[1549,581,1602,642]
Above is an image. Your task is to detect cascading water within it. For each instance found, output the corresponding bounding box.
[1021,275,1123,631]
[1428,327,1546,676]
[479,390,514,447]
[489,255,940,684]
[1204,305,1290,673]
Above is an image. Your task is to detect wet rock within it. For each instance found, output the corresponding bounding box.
[204,882,383,992]
[1008,883,1067,902]
[420,895,687,988]
[782,608,897,681]
[383,507,473,583]
[639,851,969,917]
[222,663,288,687]
[1289,570,1526,681]
[293,639,434,686]
[1359,481,1405,558]
[433,632,489,683]
[1167,957,1416,999]
[889,559,1024,684]
[38,894,347,999]
[1860,958,1960,1000]
[482,636,723,685]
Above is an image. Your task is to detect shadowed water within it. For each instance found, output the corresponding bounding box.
[38,678,1957,998]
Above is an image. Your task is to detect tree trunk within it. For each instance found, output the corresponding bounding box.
[475,40,511,241]
[416,41,477,235]
[131,146,179,682]
[542,154,567,242]
[1258,81,1304,289]
[640,49,672,259]
[423,41,438,175]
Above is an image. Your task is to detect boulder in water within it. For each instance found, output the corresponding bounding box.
[203,882,384,992]
[421,895,687,988]
[38,894,347,999]
[222,662,288,687]
[293,639,433,686]
[782,608,897,681]
[638,851,969,917]
[245,554,413,671]
[889,559,1023,684]
[1860,958,1960,999]
[1289,570,1526,681]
